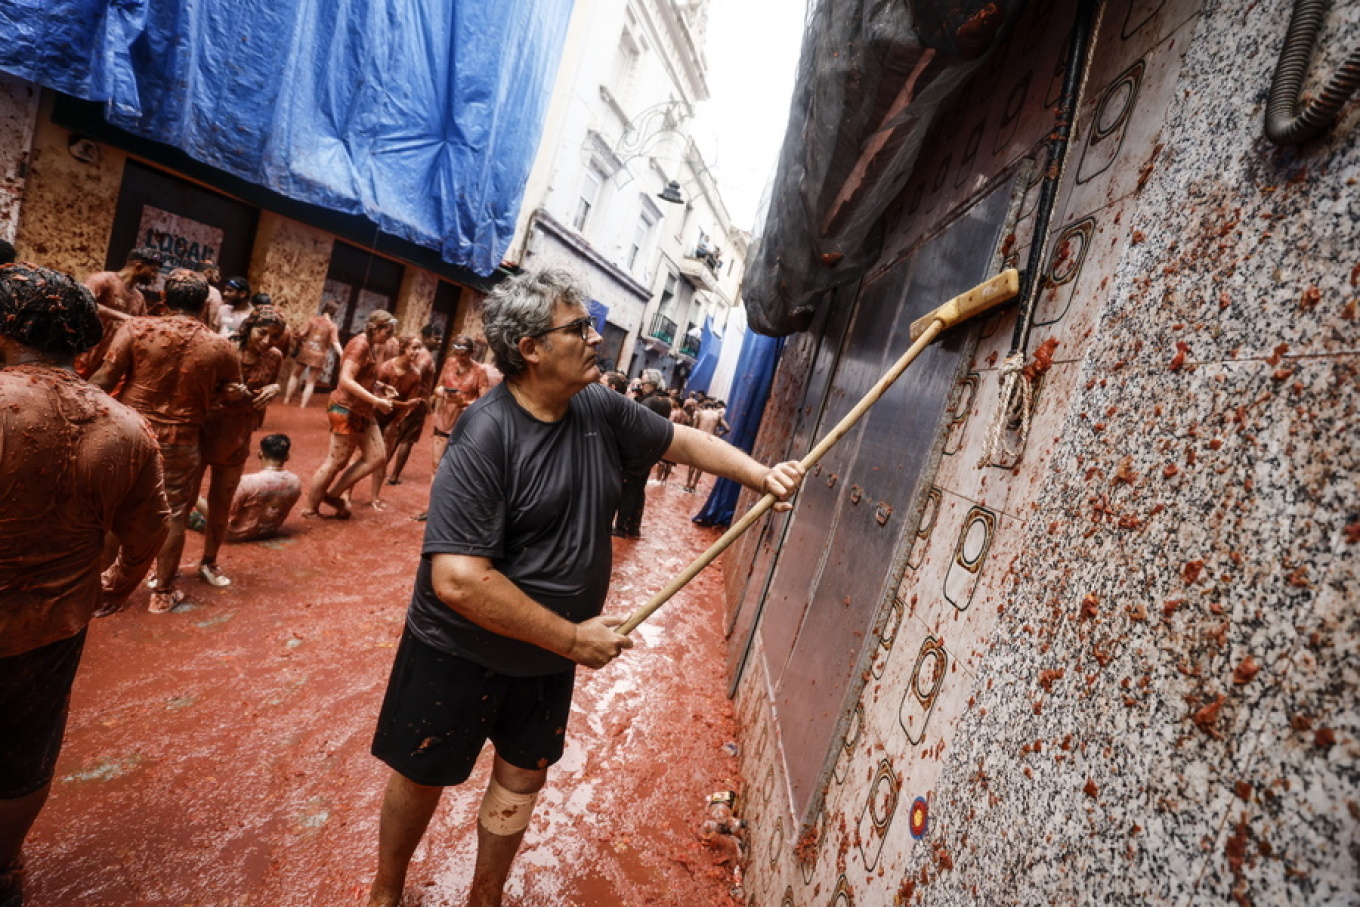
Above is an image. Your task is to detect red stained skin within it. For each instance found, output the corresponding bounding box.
[24,404,743,906]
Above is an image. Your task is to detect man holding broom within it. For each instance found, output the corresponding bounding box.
[365,268,803,906]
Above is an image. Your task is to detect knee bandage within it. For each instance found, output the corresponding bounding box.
[478,779,539,835]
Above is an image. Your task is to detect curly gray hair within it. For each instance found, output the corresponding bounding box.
[482,268,587,378]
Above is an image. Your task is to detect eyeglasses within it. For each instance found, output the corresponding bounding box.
[528,316,596,342]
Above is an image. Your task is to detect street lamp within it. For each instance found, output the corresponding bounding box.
[657,180,684,204]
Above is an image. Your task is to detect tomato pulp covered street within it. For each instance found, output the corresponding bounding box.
[26,402,748,905]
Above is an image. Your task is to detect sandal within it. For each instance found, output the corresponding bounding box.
[198,562,231,587]
[148,588,186,614]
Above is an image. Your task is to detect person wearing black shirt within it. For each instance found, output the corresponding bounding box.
[612,368,670,537]
[365,268,804,907]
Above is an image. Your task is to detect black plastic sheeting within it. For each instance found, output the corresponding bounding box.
[744,0,1027,335]
[0,0,573,278]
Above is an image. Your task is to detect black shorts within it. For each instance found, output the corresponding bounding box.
[393,400,429,446]
[0,629,87,799]
[371,626,575,786]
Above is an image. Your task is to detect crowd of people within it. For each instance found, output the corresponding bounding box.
[598,368,729,536]
[0,249,803,907]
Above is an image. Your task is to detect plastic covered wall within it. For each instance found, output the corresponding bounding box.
[742,0,1026,335]
[0,0,574,277]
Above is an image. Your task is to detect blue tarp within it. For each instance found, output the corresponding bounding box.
[685,314,720,394]
[0,0,573,277]
[587,298,609,336]
[693,329,784,527]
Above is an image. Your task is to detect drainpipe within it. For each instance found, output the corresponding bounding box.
[1265,0,1360,146]
[1007,0,1097,362]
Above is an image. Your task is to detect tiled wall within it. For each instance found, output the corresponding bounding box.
[733,1,1358,903]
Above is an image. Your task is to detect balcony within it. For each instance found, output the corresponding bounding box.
[646,312,677,347]
[677,255,719,292]
[678,330,700,359]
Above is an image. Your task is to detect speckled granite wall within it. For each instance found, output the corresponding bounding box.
[732,1,1358,904]
[396,267,440,334]
[0,75,38,243]
[249,211,335,332]
[13,95,125,278]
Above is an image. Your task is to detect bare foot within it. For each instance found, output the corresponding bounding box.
[300,509,322,520]
[369,499,388,511]
[323,495,353,520]
[148,588,186,613]
[364,880,402,907]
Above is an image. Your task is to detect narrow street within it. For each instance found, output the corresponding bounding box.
[25,401,746,906]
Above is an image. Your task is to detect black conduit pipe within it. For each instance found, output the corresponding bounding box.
[1007,0,1096,361]
[1266,0,1360,146]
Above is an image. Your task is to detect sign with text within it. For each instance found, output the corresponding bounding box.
[136,205,224,276]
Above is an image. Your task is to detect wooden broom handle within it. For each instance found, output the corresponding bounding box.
[618,269,1020,636]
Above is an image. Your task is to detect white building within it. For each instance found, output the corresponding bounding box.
[506,0,747,393]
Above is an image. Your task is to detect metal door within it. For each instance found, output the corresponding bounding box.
[753,182,1013,824]
[726,281,860,683]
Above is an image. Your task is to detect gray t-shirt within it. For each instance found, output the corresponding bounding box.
[407,381,674,675]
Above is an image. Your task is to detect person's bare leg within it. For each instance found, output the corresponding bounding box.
[303,433,359,516]
[284,364,306,405]
[150,455,205,605]
[366,772,444,907]
[329,421,387,500]
[299,371,320,409]
[370,423,405,504]
[387,439,414,484]
[0,785,48,878]
[684,464,702,493]
[466,756,547,907]
[152,513,189,592]
[200,463,244,584]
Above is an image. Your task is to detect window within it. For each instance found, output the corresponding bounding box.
[610,8,644,108]
[658,271,677,314]
[574,168,604,232]
[628,204,659,272]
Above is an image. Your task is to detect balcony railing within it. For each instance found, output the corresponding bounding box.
[647,312,677,346]
[678,331,700,358]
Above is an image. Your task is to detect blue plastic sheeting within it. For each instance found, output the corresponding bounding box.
[0,0,149,110]
[692,330,784,528]
[587,299,609,336]
[0,0,573,277]
[685,314,720,394]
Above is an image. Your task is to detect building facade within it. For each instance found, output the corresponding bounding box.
[507,0,748,394]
